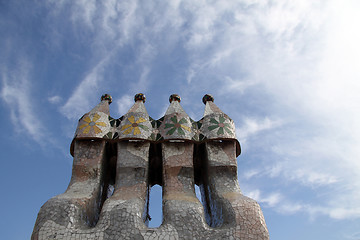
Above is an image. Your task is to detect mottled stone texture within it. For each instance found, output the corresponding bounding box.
[32,140,108,239]
[32,95,269,240]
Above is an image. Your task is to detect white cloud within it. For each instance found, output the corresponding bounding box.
[48,95,62,104]
[290,169,338,186]
[130,66,150,93]
[246,189,261,201]
[42,0,360,223]
[0,60,45,143]
[70,0,97,30]
[237,117,282,143]
[243,169,261,180]
[328,208,360,220]
[220,76,258,95]
[245,189,360,220]
[241,163,338,188]
[278,203,304,215]
[60,56,110,119]
[116,94,133,115]
[297,204,360,220]
[223,0,360,223]
[246,190,283,208]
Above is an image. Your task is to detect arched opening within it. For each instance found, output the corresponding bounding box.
[147,184,163,228]
[146,143,163,228]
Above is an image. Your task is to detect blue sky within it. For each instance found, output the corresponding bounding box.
[1,0,360,239]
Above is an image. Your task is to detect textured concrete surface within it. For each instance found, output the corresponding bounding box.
[32,94,269,239]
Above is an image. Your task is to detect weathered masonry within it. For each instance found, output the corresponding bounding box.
[32,94,269,240]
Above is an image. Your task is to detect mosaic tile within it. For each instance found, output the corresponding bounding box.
[32,94,268,240]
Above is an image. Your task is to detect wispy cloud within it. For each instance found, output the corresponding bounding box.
[0,60,45,143]
[245,189,305,215]
[245,188,360,220]
[344,232,360,240]
[60,55,110,119]
[52,0,159,119]
[221,0,360,223]
[115,94,133,116]
[289,169,338,186]
[40,0,360,223]
[220,76,258,95]
[130,66,150,93]
[48,95,62,104]
[247,190,283,208]
[237,117,282,143]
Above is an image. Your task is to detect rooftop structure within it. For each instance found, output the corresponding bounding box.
[32,94,269,240]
